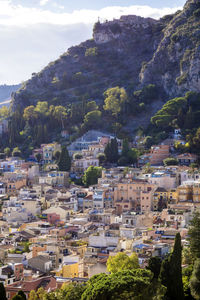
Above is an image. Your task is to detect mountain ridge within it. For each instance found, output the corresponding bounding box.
[8,0,200,146]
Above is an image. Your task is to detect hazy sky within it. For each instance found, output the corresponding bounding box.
[0,0,185,84]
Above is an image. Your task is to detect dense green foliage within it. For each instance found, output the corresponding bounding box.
[81,269,164,300]
[163,157,179,166]
[190,259,200,300]
[159,233,184,300]
[58,146,71,171]
[0,283,7,300]
[147,256,162,279]
[106,252,139,273]
[104,138,118,163]
[82,166,102,187]
[188,212,200,259]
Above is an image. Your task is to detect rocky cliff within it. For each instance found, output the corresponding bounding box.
[140,0,200,96]
[11,0,200,110]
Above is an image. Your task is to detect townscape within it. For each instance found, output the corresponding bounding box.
[0,127,199,299]
[0,0,200,299]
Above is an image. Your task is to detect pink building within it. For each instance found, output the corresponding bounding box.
[47,213,60,225]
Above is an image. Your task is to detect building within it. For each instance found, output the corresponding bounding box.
[114,180,156,213]
[153,187,168,211]
[6,276,56,300]
[149,145,170,165]
[28,255,52,273]
[177,153,197,166]
[42,143,61,164]
[72,157,99,174]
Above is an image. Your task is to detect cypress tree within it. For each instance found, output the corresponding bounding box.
[159,233,184,300]
[110,138,118,163]
[58,146,71,171]
[122,138,130,157]
[0,282,7,300]
[104,142,111,162]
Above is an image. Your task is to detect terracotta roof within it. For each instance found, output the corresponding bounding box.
[6,276,56,292]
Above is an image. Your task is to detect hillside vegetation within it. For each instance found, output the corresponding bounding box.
[1,0,199,153]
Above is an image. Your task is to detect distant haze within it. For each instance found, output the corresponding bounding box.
[0,84,21,106]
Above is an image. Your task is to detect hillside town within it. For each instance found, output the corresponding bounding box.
[0,129,198,299]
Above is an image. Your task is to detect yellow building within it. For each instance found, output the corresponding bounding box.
[177,184,193,202]
[56,263,79,278]
[153,187,168,211]
[167,189,178,204]
[193,183,200,203]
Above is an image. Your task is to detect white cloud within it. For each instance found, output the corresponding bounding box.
[39,0,49,6]
[0,1,182,26]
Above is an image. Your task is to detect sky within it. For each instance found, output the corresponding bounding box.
[0,0,186,85]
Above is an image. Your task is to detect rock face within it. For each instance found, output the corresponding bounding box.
[140,0,200,96]
[93,15,159,44]
[11,0,200,110]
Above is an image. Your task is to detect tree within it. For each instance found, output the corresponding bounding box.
[53,150,61,162]
[23,106,38,126]
[127,148,138,165]
[110,138,119,163]
[193,128,200,153]
[86,101,98,113]
[104,138,118,163]
[23,242,30,253]
[73,153,83,160]
[188,212,200,259]
[144,136,154,149]
[17,291,26,300]
[83,110,102,130]
[61,282,87,300]
[82,166,102,187]
[103,87,128,117]
[11,295,23,300]
[35,101,48,116]
[0,106,9,121]
[147,257,162,279]
[12,147,21,157]
[53,106,67,129]
[151,96,187,129]
[81,269,163,300]
[190,259,200,300]
[58,146,71,171]
[122,138,130,157]
[182,265,194,299]
[4,147,11,157]
[159,233,184,300]
[107,252,139,274]
[97,153,106,165]
[35,153,42,163]
[0,282,7,300]
[184,106,194,129]
[163,157,179,166]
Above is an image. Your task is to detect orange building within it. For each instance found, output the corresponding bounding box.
[114,179,156,213]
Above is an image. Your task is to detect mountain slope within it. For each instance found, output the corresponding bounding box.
[11,15,165,111]
[10,0,200,136]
